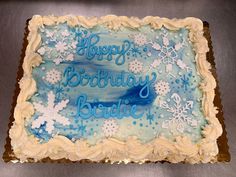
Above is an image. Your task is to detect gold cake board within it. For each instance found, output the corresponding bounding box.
[203,21,230,163]
[2,20,230,163]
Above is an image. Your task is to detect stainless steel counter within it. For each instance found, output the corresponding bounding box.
[0,0,235,177]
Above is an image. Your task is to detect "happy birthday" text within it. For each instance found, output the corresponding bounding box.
[63,66,157,99]
[76,33,131,65]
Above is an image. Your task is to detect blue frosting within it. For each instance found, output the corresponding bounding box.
[25,23,207,144]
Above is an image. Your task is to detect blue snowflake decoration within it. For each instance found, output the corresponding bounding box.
[180,74,190,91]
[175,73,193,92]
[78,123,87,136]
[130,45,142,57]
[146,109,155,125]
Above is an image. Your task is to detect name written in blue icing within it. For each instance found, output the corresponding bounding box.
[63,66,157,99]
[76,94,144,120]
[76,33,131,65]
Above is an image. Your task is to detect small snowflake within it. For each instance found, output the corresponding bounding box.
[54,84,65,99]
[78,124,87,136]
[146,109,155,124]
[70,120,87,138]
[31,91,70,134]
[102,119,119,137]
[65,54,74,61]
[180,74,190,91]
[45,69,61,84]
[128,59,143,74]
[160,93,198,133]
[130,46,142,57]
[55,41,68,53]
[134,33,147,46]
[154,80,170,96]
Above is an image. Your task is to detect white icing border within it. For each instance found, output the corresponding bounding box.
[9,15,222,163]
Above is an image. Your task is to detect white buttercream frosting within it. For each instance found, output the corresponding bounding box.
[9,15,222,163]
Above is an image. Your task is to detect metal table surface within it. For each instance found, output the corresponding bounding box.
[0,0,235,177]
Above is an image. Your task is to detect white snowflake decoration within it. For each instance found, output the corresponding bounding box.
[154,80,170,96]
[150,32,190,73]
[128,59,143,74]
[38,28,77,65]
[158,37,178,64]
[45,69,61,84]
[102,119,119,137]
[160,93,198,133]
[134,33,147,46]
[31,91,70,134]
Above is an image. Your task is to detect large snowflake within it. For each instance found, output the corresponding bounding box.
[31,91,70,134]
[159,93,198,133]
[150,32,190,73]
[37,28,77,65]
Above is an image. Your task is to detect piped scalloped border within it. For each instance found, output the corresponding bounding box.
[8,15,222,164]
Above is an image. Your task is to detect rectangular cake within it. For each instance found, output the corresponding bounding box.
[8,15,223,163]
